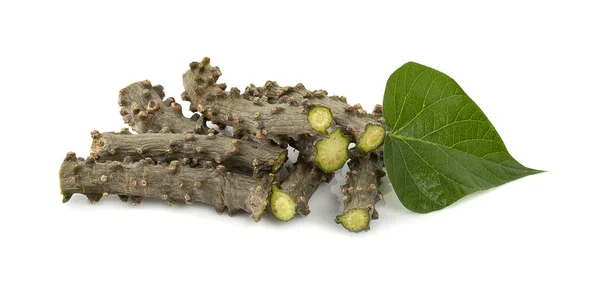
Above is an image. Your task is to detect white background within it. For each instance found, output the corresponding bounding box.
[1,1,598,288]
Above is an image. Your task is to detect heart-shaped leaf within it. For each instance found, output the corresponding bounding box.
[383,62,542,213]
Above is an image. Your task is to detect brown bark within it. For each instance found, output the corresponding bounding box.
[245,81,385,152]
[276,156,333,216]
[90,129,287,177]
[59,152,274,221]
[269,134,336,221]
[181,58,328,145]
[336,148,386,231]
[119,80,207,134]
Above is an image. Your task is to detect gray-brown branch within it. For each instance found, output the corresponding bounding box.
[181,58,327,145]
[247,81,386,153]
[269,134,336,221]
[119,80,207,134]
[336,148,386,232]
[59,152,274,221]
[278,156,333,215]
[90,129,287,177]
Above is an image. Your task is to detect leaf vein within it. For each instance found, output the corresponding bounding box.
[419,119,489,140]
[436,146,497,187]
[423,74,443,109]
[392,68,426,132]
[396,94,465,133]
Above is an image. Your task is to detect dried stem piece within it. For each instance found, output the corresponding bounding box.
[336,148,386,232]
[181,58,332,144]
[90,129,287,177]
[59,152,274,221]
[119,80,207,134]
[246,81,386,153]
[269,156,333,221]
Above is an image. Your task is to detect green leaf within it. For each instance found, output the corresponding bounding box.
[383,62,542,213]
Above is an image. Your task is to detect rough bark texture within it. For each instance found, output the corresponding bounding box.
[58,57,391,231]
[119,80,207,134]
[270,133,339,221]
[59,152,274,221]
[90,129,287,177]
[279,158,332,215]
[336,148,386,232]
[181,58,328,145]
[245,81,386,152]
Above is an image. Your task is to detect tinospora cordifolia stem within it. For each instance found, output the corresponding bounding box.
[181,58,334,145]
[245,80,386,153]
[119,80,208,134]
[270,155,334,222]
[90,129,287,177]
[59,152,275,221]
[335,148,385,232]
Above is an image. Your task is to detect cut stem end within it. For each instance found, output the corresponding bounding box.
[307,106,333,133]
[357,124,385,153]
[269,186,297,222]
[315,128,350,172]
[336,208,370,232]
